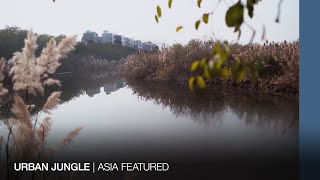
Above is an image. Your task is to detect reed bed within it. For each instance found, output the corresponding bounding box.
[121,40,299,95]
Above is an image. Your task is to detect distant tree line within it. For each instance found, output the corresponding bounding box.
[0,26,136,76]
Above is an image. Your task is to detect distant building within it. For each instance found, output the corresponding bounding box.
[113,35,123,46]
[100,30,114,44]
[81,30,158,51]
[122,37,133,47]
[81,31,99,44]
[141,42,159,51]
[132,40,142,50]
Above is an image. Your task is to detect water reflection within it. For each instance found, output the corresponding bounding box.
[86,81,125,97]
[0,76,125,119]
[0,77,299,180]
[0,77,299,162]
[126,80,299,135]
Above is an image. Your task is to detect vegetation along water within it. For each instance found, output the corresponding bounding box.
[0,26,299,180]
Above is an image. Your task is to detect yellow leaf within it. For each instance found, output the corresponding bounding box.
[203,65,211,79]
[195,20,201,30]
[155,15,159,23]
[191,60,200,71]
[176,26,183,32]
[197,0,203,8]
[168,0,173,9]
[203,13,209,24]
[188,76,196,92]
[157,5,162,17]
[196,76,206,89]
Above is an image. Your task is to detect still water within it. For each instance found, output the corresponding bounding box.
[29,77,299,165]
[0,77,299,179]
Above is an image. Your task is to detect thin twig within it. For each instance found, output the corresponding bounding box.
[276,0,284,23]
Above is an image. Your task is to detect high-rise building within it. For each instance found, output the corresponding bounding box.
[101,30,114,44]
[81,31,99,44]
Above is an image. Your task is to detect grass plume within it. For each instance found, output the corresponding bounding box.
[0,30,81,179]
[42,91,61,114]
[9,32,77,95]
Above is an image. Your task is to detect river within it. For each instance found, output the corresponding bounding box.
[0,76,299,179]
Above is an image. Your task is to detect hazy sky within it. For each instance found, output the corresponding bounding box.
[0,0,299,45]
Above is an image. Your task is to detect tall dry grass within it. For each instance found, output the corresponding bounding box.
[0,31,81,179]
[233,41,299,94]
[121,40,299,94]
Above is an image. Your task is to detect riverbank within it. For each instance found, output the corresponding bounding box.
[121,40,299,95]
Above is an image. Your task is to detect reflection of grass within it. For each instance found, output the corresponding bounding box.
[127,79,299,130]
[122,40,299,94]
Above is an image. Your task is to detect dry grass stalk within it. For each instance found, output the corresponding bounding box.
[11,96,31,128]
[36,117,53,142]
[10,96,36,160]
[43,91,61,113]
[58,127,83,150]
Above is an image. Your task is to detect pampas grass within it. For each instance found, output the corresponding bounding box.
[9,32,77,95]
[58,127,83,150]
[36,117,52,142]
[10,96,35,160]
[0,31,81,179]
[43,91,61,114]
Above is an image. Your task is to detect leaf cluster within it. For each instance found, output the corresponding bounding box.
[188,42,259,91]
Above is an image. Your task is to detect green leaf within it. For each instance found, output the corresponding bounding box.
[247,1,254,18]
[195,20,201,30]
[155,15,159,23]
[246,0,259,18]
[191,60,200,71]
[225,1,244,30]
[188,76,196,92]
[157,5,162,17]
[197,0,203,8]
[196,76,206,89]
[202,13,209,24]
[168,0,173,9]
[176,26,183,32]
